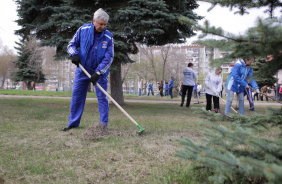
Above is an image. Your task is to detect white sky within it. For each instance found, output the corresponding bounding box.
[0,0,20,53]
[189,2,281,43]
[0,0,281,52]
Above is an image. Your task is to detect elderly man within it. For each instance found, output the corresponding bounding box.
[225,58,259,115]
[62,8,114,131]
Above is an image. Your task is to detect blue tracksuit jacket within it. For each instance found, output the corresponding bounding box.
[226,60,258,93]
[165,84,169,90]
[67,22,114,127]
[169,78,174,88]
[148,83,153,89]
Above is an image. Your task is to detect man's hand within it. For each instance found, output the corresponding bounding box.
[90,72,100,85]
[255,88,260,94]
[245,85,250,89]
[71,54,81,67]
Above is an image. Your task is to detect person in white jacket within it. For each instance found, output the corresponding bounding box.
[138,79,143,97]
[205,68,223,112]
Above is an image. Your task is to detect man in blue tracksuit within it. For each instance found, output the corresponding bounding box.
[62,8,114,131]
[225,58,259,115]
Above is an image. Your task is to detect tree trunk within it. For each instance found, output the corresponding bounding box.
[88,83,91,92]
[1,77,5,89]
[162,62,166,83]
[110,60,124,105]
[27,81,32,90]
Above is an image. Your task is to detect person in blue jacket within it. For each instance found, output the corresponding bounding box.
[61,8,114,131]
[225,58,260,115]
[165,82,169,96]
[169,76,174,99]
[147,81,154,96]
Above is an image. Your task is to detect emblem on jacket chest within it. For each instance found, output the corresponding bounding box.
[102,41,107,48]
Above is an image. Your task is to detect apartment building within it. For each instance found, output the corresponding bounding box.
[123,44,228,94]
[41,47,75,91]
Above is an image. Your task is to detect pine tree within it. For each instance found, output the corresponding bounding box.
[176,107,282,183]
[13,37,45,90]
[15,0,201,104]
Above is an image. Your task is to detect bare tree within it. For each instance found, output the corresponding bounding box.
[42,47,74,91]
[42,46,56,81]
[121,63,132,83]
[143,46,159,82]
[26,37,44,90]
[0,40,17,89]
[160,45,172,82]
[167,48,187,84]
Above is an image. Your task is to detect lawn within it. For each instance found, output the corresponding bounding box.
[0,95,279,183]
[0,89,278,104]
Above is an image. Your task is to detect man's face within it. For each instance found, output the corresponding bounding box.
[93,19,107,32]
[245,58,255,66]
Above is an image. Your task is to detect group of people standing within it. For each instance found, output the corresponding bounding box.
[179,62,223,112]
[138,57,261,117]
[138,76,175,98]
[253,84,282,102]
[180,57,260,116]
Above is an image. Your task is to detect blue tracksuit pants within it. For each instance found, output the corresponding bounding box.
[68,69,109,127]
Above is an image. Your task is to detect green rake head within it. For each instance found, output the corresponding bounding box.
[137,125,145,135]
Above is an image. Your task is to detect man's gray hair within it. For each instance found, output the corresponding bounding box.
[93,8,109,22]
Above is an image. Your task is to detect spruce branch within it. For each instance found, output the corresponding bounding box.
[196,0,281,18]
[177,119,282,182]
[179,16,243,42]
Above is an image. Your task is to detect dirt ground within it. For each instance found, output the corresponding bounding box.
[82,123,138,140]
[82,123,114,140]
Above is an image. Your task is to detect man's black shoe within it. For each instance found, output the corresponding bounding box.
[180,103,183,107]
[61,125,76,131]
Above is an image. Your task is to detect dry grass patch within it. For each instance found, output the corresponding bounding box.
[0,97,278,183]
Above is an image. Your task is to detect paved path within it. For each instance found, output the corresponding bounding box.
[1,94,281,106]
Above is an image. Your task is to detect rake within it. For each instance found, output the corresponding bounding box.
[79,64,145,135]
[194,93,203,104]
[245,88,254,110]
[249,86,282,105]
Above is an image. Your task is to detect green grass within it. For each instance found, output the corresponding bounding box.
[0,95,279,183]
[0,89,278,103]
[0,89,73,97]
[0,89,177,100]
[0,89,202,101]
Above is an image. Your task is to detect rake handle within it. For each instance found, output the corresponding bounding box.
[245,88,254,109]
[79,64,139,126]
[249,86,282,105]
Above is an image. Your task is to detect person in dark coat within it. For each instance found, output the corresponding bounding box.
[274,83,280,100]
